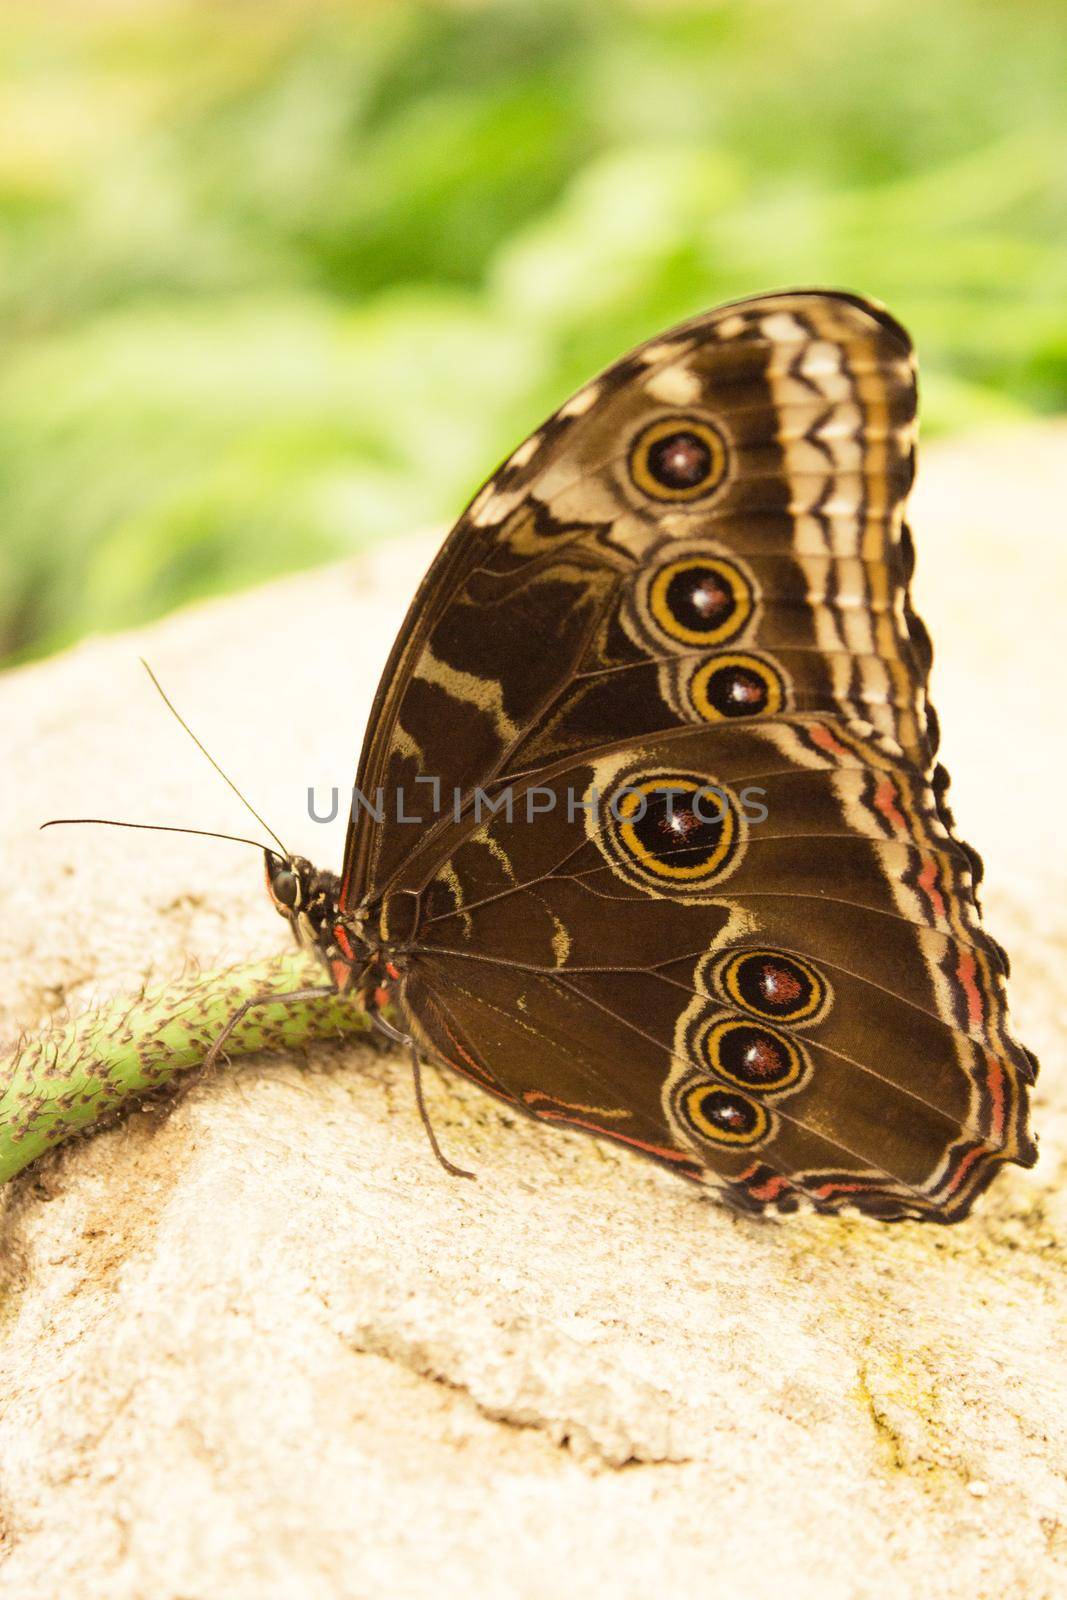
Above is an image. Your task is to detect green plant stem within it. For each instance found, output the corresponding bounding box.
[0,954,370,1184]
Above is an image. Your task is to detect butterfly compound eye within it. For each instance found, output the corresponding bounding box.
[267,856,301,912]
[629,416,728,501]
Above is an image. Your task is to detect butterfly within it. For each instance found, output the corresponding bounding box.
[248,289,1038,1222]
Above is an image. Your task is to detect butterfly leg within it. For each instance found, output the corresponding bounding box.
[408,1043,476,1181]
[206,980,476,1180]
[360,988,475,1180]
[202,985,337,1073]
[366,1009,410,1048]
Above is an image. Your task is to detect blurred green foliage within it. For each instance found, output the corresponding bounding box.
[1,0,1064,663]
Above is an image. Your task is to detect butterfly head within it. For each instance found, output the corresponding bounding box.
[264,849,348,946]
[264,848,383,999]
[264,850,306,917]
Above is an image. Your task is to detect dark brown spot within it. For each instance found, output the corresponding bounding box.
[691,579,729,618]
[629,785,726,866]
[657,806,702,842]
[691,1086,762,1137]
[740,1033,786,1080]
[701,662,771,718]
[758,961,804,1008]
[665,567,735,632]
[729,951,822,1020]
[647,429,712,489]
[715,1100,748,1129]
[714,1022,797,1089]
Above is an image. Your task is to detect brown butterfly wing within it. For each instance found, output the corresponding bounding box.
[386,717,1035,1221]
[341,290,928,908]
[339,290,1037,1220]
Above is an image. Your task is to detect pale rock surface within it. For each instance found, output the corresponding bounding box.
[0,425,1065,1599]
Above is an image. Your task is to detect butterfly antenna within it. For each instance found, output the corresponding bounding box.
[40,818,279,854]
[139,658,290,859]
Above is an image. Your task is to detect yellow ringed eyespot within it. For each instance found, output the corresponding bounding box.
[645,555,753,647]
[683,1084,770,1146]
[689,652,785,721]
[629,415,728,502]
[697,1015,808,1093]
[612,773,739,885]
[716,949,831,1026]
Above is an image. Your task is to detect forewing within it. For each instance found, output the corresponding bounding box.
[342,290,926,909]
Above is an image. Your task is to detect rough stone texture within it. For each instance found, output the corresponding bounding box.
[0,425,1064,1599]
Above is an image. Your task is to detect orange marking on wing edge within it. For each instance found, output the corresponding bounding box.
[873,776,907,834]
[523,1089,629,1121]
[917,857,947,921]
[440,1049,511,1097]
[809,721,851,760]
[941,1142,990,1199]
[734,1161,797,1202]
[982,1050,1007,1143]
[533,1107,700,1167]
[744,1173,794,1203]
[955,949,985,1030]
[810,1179,878,1199]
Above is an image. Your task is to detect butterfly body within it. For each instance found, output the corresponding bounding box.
[268,290,1037,1222]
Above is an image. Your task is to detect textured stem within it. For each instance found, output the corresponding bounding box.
[0,954,369,1184]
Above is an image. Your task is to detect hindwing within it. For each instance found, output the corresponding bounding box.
[389,717,1035,1221]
